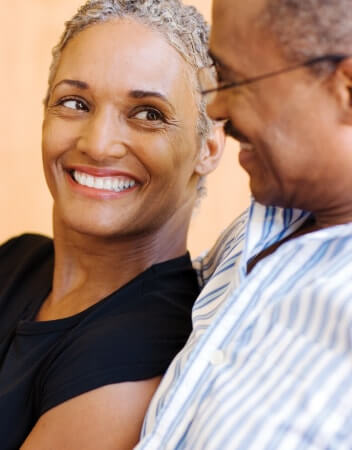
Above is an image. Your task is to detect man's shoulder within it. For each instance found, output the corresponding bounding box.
[194,208,249,286]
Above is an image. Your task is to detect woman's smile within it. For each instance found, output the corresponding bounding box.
[65,166,140,199]
[73,171,136,193]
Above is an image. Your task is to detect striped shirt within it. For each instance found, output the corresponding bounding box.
[136,200,352,450]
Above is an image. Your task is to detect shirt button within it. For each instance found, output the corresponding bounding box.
[210,349,225,365]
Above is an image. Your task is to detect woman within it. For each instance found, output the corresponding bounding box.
[0,0,223,448]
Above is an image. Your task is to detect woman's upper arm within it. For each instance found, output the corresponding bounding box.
[21,376,161,450]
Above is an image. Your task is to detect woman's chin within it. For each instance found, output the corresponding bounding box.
[53,212,128,239]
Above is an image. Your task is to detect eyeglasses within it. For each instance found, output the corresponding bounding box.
[198,53,350,104]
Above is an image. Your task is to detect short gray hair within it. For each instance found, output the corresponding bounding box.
[44,0,213,139]
[262,0,352,75]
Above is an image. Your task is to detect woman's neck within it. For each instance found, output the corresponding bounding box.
[43,212,190,317]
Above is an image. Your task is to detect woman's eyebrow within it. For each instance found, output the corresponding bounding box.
[52,79,90,91]
[129,90,175,112]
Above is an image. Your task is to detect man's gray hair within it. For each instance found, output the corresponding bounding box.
[262,0,352,74]
[44,0,213,139]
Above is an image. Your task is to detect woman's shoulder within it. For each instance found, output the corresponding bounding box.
[0,233,52,259]
[0,233,53,287]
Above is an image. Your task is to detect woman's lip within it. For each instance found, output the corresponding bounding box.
[65,165,141,182]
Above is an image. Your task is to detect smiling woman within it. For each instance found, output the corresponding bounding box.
[0,1,225,449]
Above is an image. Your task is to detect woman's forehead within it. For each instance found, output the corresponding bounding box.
[54,19,190,93]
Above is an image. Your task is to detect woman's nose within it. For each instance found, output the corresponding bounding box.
[76,108,128,161]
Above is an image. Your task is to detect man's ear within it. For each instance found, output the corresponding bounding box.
[195,121,225,176]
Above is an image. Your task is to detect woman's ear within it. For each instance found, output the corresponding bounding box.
[195,121,225,176]
[332,57,352,119]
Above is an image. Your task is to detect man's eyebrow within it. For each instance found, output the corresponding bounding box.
[208,50,227,68]
[208,50,243,79]
[129,90,175,112]
[52,79,90,91]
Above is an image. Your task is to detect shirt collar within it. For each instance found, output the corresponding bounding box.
[242,199,352,271]
[242,199,310,269]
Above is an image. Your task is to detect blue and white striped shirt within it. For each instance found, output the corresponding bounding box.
[137,200,352,449]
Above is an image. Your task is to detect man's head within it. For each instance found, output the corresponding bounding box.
[207,0,352,226]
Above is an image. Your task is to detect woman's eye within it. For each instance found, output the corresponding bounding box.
[60,99,88,111]
[134,109,164,121]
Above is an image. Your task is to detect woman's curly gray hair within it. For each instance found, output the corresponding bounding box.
[44,0,213,140]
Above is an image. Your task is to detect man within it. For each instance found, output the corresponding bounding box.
[137,0,352,448]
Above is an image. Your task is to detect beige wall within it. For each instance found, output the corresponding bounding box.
[1,0,250,257]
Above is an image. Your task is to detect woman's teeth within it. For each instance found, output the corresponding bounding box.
[72,170,136,192]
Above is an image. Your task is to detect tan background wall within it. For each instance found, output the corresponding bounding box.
[1,0,250,257]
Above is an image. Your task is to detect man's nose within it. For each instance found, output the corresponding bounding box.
[76,108,128,161]
[206,92,228,123]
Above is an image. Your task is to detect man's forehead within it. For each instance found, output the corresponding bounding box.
[211,0,268,69]
[212,0,267,34]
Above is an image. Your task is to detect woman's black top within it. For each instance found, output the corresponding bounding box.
[0,234,199,449]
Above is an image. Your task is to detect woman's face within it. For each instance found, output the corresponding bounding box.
[42,19,204,238]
